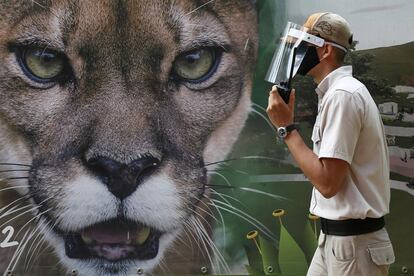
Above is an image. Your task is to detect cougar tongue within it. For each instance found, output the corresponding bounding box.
[63,219,160,261]
[82,221,137,244]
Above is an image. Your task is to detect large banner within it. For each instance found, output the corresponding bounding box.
[0,1,413,275]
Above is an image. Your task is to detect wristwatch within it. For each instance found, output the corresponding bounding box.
[277,123,298,139]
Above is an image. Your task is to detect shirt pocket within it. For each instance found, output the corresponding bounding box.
[367,242,395,266]
[311,126,321,144]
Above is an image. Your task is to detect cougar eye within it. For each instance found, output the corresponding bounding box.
[173,48,220,83]
[17,47,67,83]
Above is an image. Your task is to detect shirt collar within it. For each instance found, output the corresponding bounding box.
[315,66,353,98]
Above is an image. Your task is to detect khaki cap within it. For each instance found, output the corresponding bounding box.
[303,12,353,50]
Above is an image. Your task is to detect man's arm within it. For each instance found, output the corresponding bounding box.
[284,129,349,198]
[266,86,349,198]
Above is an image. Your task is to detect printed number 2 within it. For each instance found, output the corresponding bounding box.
[0,226,19,248]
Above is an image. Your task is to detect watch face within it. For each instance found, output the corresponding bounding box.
[277,127,287,138]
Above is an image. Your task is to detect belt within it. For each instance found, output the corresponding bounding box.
[320,217,385,236]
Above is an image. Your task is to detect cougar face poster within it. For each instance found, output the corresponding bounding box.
[0,0,257,274]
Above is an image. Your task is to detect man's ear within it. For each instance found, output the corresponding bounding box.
[322,44,334,60]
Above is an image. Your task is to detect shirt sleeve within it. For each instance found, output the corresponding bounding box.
[318,89,364,164]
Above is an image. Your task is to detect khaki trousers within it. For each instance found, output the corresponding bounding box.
[307,228,395,276]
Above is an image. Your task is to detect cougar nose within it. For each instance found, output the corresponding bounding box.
[86,155,160,199]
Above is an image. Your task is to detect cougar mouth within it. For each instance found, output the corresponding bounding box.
[59,218,161,262]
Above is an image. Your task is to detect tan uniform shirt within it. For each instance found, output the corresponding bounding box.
[310,66,390,220]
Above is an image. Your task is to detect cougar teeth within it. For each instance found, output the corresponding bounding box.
[125,231,132,244]
[81,233,93,245]
[136,227,151,245]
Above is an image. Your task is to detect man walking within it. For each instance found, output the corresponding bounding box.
[266,12,395,275]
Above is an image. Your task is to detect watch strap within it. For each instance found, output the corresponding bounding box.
[285,123,298,133]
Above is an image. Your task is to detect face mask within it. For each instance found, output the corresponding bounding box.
[296,45,320,76]
[265,22,325,102]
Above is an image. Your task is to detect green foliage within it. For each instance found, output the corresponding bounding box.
[345,41,394,97]
[278,225,309,276]
[394,136,414,148]
[344,41,372,76]
[259,235,280,275]
[243,214,318,276]
[395,112,404,122]
[356,42,414,86]
[245,244,264,273]
[295,220,318,265]
[358,76,394,97]
[246,264,267,275]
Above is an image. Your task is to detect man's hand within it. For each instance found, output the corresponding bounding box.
[266,86,296,127]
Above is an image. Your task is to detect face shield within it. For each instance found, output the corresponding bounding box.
[265,22,325,102]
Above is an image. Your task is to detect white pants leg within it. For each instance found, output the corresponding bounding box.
[307,228,394,276]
